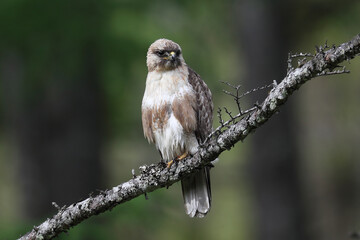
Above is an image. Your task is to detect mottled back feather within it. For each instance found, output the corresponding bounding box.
[187,67,213,143]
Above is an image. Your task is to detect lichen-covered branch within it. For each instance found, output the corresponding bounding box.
[19,34,360,240]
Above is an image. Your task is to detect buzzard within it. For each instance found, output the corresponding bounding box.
[142,39,213,218]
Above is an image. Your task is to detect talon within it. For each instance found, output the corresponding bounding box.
[167,160,174,168]
[167,152,188,168]
[177,152,188,161]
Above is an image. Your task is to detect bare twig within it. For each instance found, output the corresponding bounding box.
[291,52,314,58]
[217,107,224,125]
[204,106,257,144]
[19,34,360,240]
[238,84,273,99]
[287,52,294,73]
[221,80,272,117]
[221,81,243,113]
[316,66,350,76]
[223,107,235,121]
[287,51,314,73]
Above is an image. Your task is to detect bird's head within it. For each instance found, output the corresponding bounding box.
[147,39,185,72]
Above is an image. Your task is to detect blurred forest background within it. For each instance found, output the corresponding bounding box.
[1,0,360,239]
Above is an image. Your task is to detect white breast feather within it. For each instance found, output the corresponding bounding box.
[142,66,199,161]
[142,68,191,107]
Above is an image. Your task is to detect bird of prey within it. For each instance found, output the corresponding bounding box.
[142,39,213,218]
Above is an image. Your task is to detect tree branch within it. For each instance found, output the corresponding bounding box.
[19,34,360,240]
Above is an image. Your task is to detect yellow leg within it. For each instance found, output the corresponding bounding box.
[166,160,174,168]
[166,152,188,168]
[177,152,188,160]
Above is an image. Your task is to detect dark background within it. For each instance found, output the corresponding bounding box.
[1,0,360,239]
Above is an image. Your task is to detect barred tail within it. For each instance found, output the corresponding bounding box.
[181,167,211,218]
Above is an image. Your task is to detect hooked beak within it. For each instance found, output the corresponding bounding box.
[164,51,176,61]
[170,51,176,61]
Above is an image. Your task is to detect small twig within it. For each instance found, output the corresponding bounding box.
[220,81,243,113]
[291,52,314,58]
[52,202,61,211]
[223,107,235,121]
[288,52,314,72]
[324,39,329,49]
[222,89,237,99]
[217,107,224,126]
[214,80,273,144]
[238,84,273,99]
[205,106,258,143]
[272,80,278,87]
[220,81,240,90]
[316,66,350,76]
[254,101,261,109]
[287,52,294,74]
[297,57,308,67]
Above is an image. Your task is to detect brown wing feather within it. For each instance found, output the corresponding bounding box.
[187,67,213,143]
[172,93,197,133]
[142,108,155,143]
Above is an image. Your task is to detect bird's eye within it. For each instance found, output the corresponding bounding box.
[156,50,165,56]
[176,50,181,56]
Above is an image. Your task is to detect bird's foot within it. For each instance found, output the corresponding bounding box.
[177,152,188,161]
[166,160,174,169]
[166,152,188,168]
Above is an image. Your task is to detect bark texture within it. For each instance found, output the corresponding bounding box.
[19,34,360,240]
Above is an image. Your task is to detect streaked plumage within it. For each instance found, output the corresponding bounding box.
[141,39,213,217]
